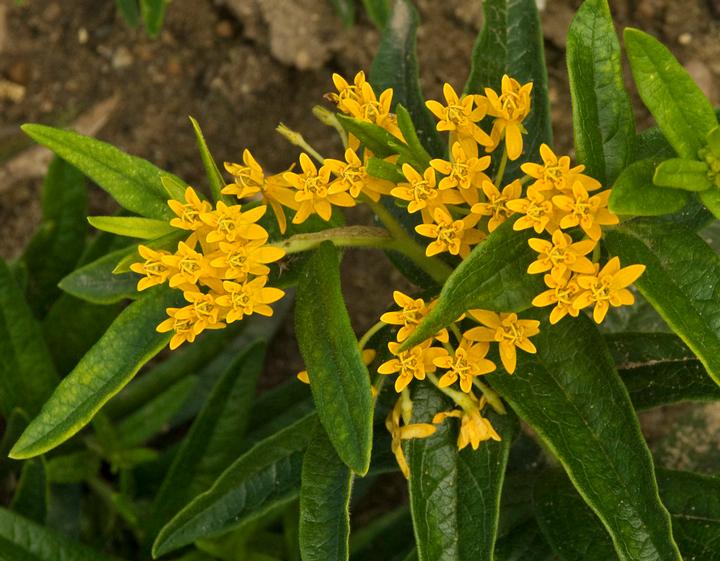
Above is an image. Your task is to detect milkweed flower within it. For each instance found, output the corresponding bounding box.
[433,338,496,393]
[521,143,600,194]
[472,180,522,232]
[168,186,213,232]
[156,302,225,350]
[323,147,393,202]
[216,277,285,323]
[391,164,463,224]
[415,208,485,258]
[433,400,501,451]
[485,75,533,161]
[430,142,492,205]
[380,291,449,344]
[377,341,447,392]
[552,182,618,241]
[531,273,582,324]
[386,398,436,478]
[527,230,596,281]
[506,188,556,234]
[130,246,173,291]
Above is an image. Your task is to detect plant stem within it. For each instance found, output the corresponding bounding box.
[358,320,386,351]
[426,372,476,411]
[494,147,508,186]
[271,226,393,254]
[472,378,507,415]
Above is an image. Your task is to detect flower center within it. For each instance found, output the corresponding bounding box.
[179,257,201,276]
[304,176,328,197]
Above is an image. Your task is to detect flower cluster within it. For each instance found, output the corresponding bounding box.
[130,187,285,349]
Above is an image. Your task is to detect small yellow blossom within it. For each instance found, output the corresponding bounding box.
[520,144,600,193]
[183,291,226,332]
[527,230,596,281]
[430,142,492,205]
[506,188,555,234]
[215,277,285,323]
[168,187,213,231]
[327,71,372,114]
[415,208,485,258]
[163,242,218,290]
[284,153,355,224]
[156,303,223,350]
[391,164,463,223]
[201,202,268,244]
[573,257,646,323]
[472,180,522,232]
[377,341,447,392]
[531,273,582,324]
[485,75,533,160]
[328,72,397,132]
[433,401,501,451]
[323,148,393,202]
[552,182,619,241]
[433,338,496,393]
[130,245,173,291]
[209,239,285,280]
[465,310,540,374]
[386,398,436,478]
[380,291,449,343]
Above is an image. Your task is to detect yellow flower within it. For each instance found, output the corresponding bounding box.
[506,188,555,234]
[465,310,540,374]
[182,291,226,331]
[283,153,355,223]
[156,300,225,350]
[433,338,496,392]
[485,75,533,161]
[328,72,396,130]
[415,208,485,258]
[552,182,619,241]
[215,277,285,323]
[391,164,463,223]
[209,239,285,280]
[430,142,492,205]
[471,180,522,232]
[130,245,173,291]
[527,230,596,281]
[200,202,268,244]
[520,144,600,193]
[162,241,219,290]
[425,83,492,155]
[386,398,436,478]
[327,71,371,114]
[531,273,582,324]
[323,148,393,202]
[377,341,447,392]
[380,291,449,343]
[433,401,501,451]
[168,187,213,231]
[573,257,646,323]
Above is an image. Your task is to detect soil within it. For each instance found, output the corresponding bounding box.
[1,0,720,459]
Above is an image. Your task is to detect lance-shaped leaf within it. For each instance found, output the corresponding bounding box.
[609,159,689,217]
[486,313,682,561]
[148,341,266,540]
[0,259,58,418]
[299,421,353,561]
[624,28,718,159]
[152,414,316,558]
[369,0,443,157]
[464,0,552,172]
[494,519,556,561]
[295,242,373,474]
[654,159,713,191]
[407,383,518,561]
[21,124,177,220]
[189,116,229,203]
[566,0,635,185]
[401,220,544,350]
[59,245,139,304]
[87,216,176,239]
[604,219,720,386]
[606,332,720,410]
[0,507,123,561]
[336,115,415,162]
[140,0,166,37]
[9,287,181,460]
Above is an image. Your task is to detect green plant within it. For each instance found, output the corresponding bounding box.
[116,0,168,38]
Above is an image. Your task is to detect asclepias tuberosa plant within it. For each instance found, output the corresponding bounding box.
[2,0,720,560]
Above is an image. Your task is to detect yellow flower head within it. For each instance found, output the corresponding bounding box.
[552,183,619,241]
[327,72,395,129]
[485,75,533,160]
[163,241,219,290]
[506,188,556,234]
[531,272,582,324]
[284,153,355,224]
[430,142,492,205]
[391,164,463,223]
[327,71,370,112]
[223,149,265,197]
[130,245,173,291]
[520,144,600,194]
[380,291,449,344]
[182,291,226,331]
[433,400,501,451]
[156,299,225,351]
[433,338,496,393]
[415,208,485,259]
[210,239,285,281]
[201,202,268,244]
[386,398,436,478]
[527,230,596,281]
[323,148,393,202]
[465,310,540,374]
[573,257,646,323]
[377,340,447,393]
[472,180,522,233]
[168,187,213,231]
[215,277,285,323]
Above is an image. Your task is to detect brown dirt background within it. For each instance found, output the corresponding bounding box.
[1,0,720,468]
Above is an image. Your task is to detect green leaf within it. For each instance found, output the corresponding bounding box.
[160,173,188,200]
[0,507,122,561]
[336,114,415,162]
[329,0,355,26]
[366,157,405,183]
[112,229,186,274]
[9,287,181,460]
[395,105,432,168]
[607,332,720,409]
[295,242,373,474]
[21,124,175,220]
[299,421,353,561]
[116,0,140,26]
[624,28,718,159]
[21,156,88,317]
[604,219,720,387]
[654,158,713,191]
[609,159,689,216]
[407,383,518,561]
[87,216,176,239]
[369,0,443,157]
[10,458,48,524]
[152,415,316,558]
[566,0,635,185]
[401,220,545,350]
[189,116,228,203]
[486,313,682,561]
[0,259,58,418]
[464,0,552,171]
[46,450,101,484]
[494,519,556,561]
[350,508,414,561]
[361,0,390,29]
[699,188,720,219]
[140,0,166,37]
[148,342,266,540]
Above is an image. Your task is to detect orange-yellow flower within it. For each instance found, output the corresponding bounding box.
[430,142,492,205]
[485,75,533,160]
[391,164,463,223]
[215,277,285,323]
[200,202,268,244]
[130,245,173,291]
[573,257,646,323]
[433,402,501,451]
[531,273,582,324]
[326,71,373,115]
[506,188,555,233]
[386,398,436,478]
[156,301,224,350]
[465,310,540,374]
[527,230,596,281]
[521,144,600,193]
[415,208,485,258]
[209,239,285,280]
[162,242,219,290]
[380,291,449,344]
[433,338,496,392]
[323,148,393,202]
[377,341,447,392]
[472,180,522,232]
[552,183,618,241]
[168,187,212,231]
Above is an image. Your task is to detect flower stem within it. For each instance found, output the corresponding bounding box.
[272,226,393,254]
[426,372,476,411]
[494,147,508,186]
[358,320,385,351]
[472,378,507,415]
[276,123,325,163]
